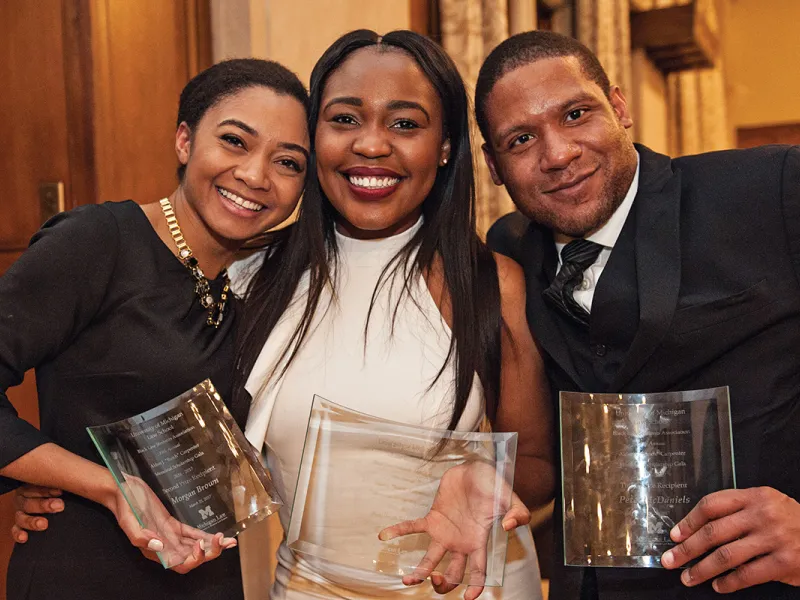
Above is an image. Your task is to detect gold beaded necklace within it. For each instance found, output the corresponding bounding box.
[159,197,230,328]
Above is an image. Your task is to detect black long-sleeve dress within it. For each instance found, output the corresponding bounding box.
[1,200,244,599]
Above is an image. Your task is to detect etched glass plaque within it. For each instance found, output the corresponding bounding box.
[560,387,735,567]
[286,397,517,586]
[87,379,281,568]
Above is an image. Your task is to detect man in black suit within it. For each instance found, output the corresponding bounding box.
[478,31,800,599]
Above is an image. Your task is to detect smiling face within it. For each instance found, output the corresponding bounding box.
[482,56,637,239]
[176,85,309,244]
[315,46,450,240]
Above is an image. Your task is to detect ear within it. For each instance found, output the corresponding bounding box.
[175,122,192,166]
[481,143,504,186]
[439,139,451,166]
[608,86,634,129]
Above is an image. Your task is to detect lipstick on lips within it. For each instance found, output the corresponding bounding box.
[342,166,403,200]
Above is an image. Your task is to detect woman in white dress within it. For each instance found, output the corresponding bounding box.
[233,30,554,600]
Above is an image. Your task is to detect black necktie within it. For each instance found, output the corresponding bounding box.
[543,239,603,326]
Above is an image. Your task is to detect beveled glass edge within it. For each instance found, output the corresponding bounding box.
[288,539,506,587]
[559,386,730,406]
[310,395,518,443]
[86,427,163,566]
[715,386,736,489]
[86,379,218,433]
[564,554,664,568]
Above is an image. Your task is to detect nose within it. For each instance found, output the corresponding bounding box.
[233,154,272,191]
[540,130,581,172]
[351,122,391,159]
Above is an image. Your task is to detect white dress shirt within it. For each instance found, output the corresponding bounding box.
[554,153,640,313]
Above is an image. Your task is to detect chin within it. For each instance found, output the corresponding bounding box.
[213,215,270,244]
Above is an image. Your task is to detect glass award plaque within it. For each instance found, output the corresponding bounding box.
[560,387,735,568]
[286,397,517,586]
[87,379,281,568]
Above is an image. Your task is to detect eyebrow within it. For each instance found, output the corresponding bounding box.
[494,123,530,147]
[323,96,362,112]
[279,142,310,160]
[218,118,258,136]
[386,100,430,122]
[554,93,598,115]
[322,97,431,122]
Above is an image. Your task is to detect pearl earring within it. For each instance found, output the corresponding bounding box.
[442,158,448,165]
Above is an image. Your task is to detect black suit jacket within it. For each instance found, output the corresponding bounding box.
[488,145,800,600]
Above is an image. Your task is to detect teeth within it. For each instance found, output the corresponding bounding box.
[217,187,263,211]
[347,175,400,189]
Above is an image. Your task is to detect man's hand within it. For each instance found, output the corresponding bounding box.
[661,487,800,593]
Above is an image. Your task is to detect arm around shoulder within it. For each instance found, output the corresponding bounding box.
[492,253,555,509]
[486,212,528,261]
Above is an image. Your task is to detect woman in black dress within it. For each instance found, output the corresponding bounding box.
[0,58,309,600]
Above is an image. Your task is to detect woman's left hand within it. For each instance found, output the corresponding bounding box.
[378,461,530,600]
[11,485,64,543]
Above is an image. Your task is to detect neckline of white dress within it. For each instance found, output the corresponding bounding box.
[334,215,424,259]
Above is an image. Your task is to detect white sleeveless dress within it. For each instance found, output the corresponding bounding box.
[242,219,543,599]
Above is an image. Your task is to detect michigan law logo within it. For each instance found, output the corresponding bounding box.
[198,505,214,520]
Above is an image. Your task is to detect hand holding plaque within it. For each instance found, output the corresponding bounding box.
[103,474,231,569]
[286,397,518,590]
[87,380,281,568]
[380,460,530,599]
[560,387,735,568]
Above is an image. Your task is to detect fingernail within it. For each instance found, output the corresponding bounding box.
[35,518,46,529]
[378,531,393,542]
[431,573,444,586]
[661,550,674,568]
[670,525,680,540]
[147,539,164,552]
[502,518,516,531]
[681,569,693,585]
[222,537,236,546]
[712,579,721,592]
[51,500,64,511]
[199,539,205,552]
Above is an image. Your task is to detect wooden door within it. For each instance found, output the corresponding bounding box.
[0,1,73,593]
[0,2,210,596]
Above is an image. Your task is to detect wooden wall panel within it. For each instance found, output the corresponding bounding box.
[63,0,98,209]
[0,0,70,249]
[91,0,207,205]
[737,123,800,149]
[0,11,64,593]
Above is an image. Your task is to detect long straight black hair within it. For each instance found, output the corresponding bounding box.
[233,30,503,430]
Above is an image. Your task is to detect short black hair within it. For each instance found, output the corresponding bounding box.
[176,58,309,180]
[475,30,611,144]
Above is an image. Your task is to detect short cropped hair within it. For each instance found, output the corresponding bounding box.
[475,31,611,143]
